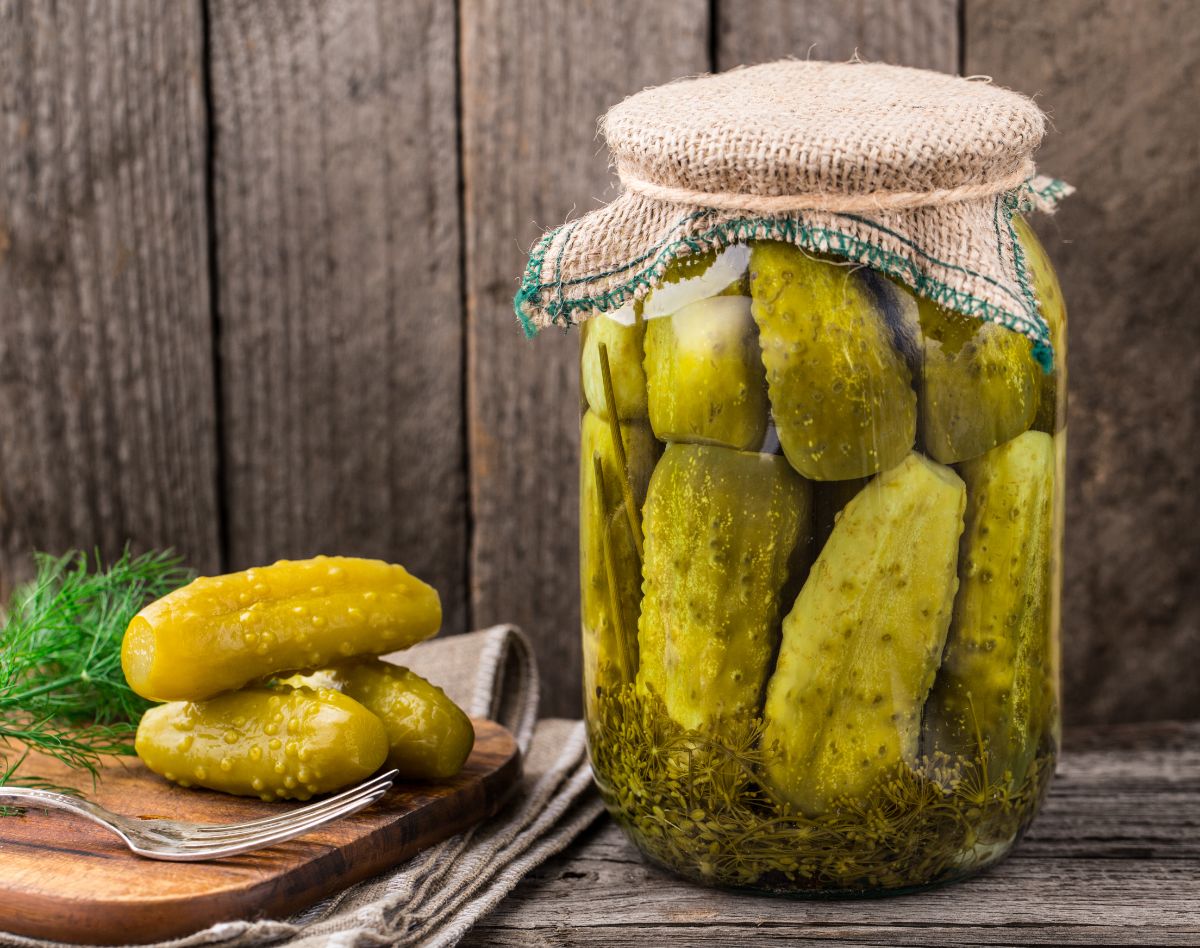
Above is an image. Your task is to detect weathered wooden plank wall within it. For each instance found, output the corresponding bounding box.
[0,0,221,595]
[0,0,1195,723]
[209,0,468,634]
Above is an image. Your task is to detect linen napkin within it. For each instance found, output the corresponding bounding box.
[0,625,604,948]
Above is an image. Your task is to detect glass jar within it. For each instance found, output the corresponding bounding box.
[579,221,1065,895]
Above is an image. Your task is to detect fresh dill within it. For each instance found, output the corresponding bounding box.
[0,548,192,791]
[589,685,1053,892]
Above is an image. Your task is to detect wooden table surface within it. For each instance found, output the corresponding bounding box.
[463,721,1200,946]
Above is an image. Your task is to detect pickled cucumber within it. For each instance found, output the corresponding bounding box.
[762,452,965,816]
[581,410,659,709]
[135,686,389,801]
[1013,215,1067,433]
[292,659,474,780]
[636,442,811,731]
[581,316,647,420]
[123,556,442,702]
[923,431,1055,788]
[644,295,769,450]
[917,298,1039,464]
[749,242,917,480]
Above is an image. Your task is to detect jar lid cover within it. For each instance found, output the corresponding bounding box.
[604,61,1045,211]
[515,60,1071,367]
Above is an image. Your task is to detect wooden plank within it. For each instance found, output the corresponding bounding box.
[965,0,1200,725]
[461,0,710,716]
[0,719,519,945]
[0,0,220,592]
[717,0,960,73]
[207,0,466,631]
[462,722,1200,946]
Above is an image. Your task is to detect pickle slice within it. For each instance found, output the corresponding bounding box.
[637,442,811,731]
[917,298,1039,464]
[135,686,389,801]
[644,295,769,450]
[581,316,647,420]
[122,556,442,702]
[923,431,1055,789]
[1013,215,1068,433]
[762,452,965,816]
[291,659,475,780]
[749,242,917,480]
[580,410,659,711]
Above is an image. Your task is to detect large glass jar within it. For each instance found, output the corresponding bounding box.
[579,220,1066,895]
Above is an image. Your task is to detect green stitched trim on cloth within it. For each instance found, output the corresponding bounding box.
[515,179,1071,373]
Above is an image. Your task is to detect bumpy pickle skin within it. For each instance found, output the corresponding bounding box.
[135,686,389,801]
[749,242,917,480]
[580,410,660,712]
[762,452,966,817]
[1013,215,1068,434]
[292,660,474,780]
[916,297,1039,464]
[923,431,1056,789]
[581,316,648,420]
[644,295,769,450]
[122,555,442,702]
[636,442,811,732]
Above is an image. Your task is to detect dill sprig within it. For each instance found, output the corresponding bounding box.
[589,685,1053,892]
[0,548,193,790]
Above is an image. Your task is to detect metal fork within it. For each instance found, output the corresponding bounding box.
[0,768,399,861]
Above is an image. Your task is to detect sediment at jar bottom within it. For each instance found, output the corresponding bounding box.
[121,555,442,702]
[644,294,769,450]
[588,684,1054,892]
[749,241,917,481]
[135,686,389,801]
[289,659,475,780]
[1013,215,1068,434]
[917,297,1040,464]
[581,314,647,420]
[580,410,660,712]
[762,452,965,816]
[636,441,811,732]
[923,430,1056,789]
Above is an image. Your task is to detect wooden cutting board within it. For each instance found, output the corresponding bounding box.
[0,718,521,945]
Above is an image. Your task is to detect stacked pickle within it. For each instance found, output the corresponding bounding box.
[122,556,474,801]
[583,228,1064,889]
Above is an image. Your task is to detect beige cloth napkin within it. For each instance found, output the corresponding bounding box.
[0,625,603,948]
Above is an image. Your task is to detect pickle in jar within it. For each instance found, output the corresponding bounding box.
[917,297,1039,464]
[749,242,917,480]
[135,686,389,801]
[923,430,1056,788]
[122,556,442,702]
[762,452,965,816]
[581,315,648,420]
[580,409,660,706]
[637,441,811,731]
[643,252,768,451]
[1013,214,1068,433]
[291,659,475,780]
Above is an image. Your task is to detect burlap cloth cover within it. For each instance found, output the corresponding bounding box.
[0,626,603,948]
[515,60,1072,368]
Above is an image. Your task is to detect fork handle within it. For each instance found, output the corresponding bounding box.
[0,788,133,843]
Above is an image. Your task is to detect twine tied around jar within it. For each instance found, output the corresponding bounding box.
[614,160,1038,215]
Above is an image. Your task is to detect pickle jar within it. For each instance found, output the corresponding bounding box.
[517,61,1070,895]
